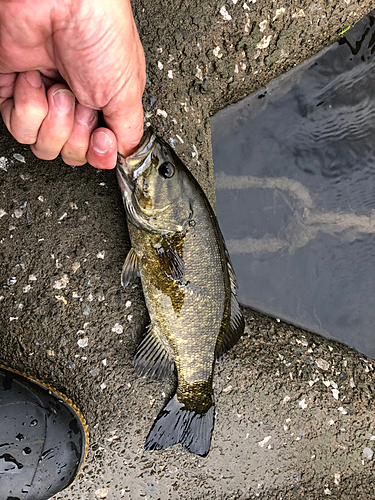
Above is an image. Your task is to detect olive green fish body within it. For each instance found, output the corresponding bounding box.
[116,128,244,456]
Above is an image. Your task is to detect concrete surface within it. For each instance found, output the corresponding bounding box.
[1,1,375,498]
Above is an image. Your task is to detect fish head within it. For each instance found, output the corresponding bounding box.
[116,127,194,235]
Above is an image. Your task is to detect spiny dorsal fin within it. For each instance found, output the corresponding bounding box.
[121,248,140,288]
[153,239,184,282]
[134,325,175,380]
[216,246,245,361]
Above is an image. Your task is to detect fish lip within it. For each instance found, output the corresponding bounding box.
[116,126,156,180]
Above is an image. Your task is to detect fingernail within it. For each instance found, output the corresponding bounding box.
[75,106,97,125]
[24,71,42,88]
[92,131,112,154]
[52,89,75,114]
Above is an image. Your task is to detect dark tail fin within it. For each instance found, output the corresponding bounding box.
[144,394,215,457]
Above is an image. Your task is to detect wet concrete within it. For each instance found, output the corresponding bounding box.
[1,1,375,499]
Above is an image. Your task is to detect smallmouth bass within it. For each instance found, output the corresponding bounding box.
[116,127,244,456]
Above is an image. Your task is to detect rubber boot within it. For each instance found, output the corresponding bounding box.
[0,365,88,500]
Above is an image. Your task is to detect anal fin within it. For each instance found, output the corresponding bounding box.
[134,325,175,380]
[121,248,140,288]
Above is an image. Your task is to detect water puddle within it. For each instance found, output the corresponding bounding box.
[211,10,375,358]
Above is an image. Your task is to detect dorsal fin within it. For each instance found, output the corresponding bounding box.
[216,246,245,360]
[134,325,175,380]
[121,248,140,288]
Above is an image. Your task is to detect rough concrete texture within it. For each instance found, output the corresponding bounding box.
[1,1,375,499]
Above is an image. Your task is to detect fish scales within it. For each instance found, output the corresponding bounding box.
[116,126,244,456]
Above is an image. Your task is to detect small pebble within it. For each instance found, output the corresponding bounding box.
[77,338,89,348]
[364,447,373,460]
[13,153,25,163]
[219,5,232,20]
[112,323,123,334]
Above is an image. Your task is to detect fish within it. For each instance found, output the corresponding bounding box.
[116,126,244,457]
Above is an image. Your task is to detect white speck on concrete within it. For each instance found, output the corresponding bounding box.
[127,314,133,322]
[315,358,330,371]
[283,396,290,403]
[364,447,373,460]
[195,66,203,80]
[0,157,8,171]
[13,153,25,163]
[329,419,335,425]
[0,209,7,218]
[299,399,307,409]
[350,377,355,388]
[29,275,37,281]
[96,250,105,259]
[220,5,232,20]
[168,70,173,79]
[258,436,271,448]
[72,262,80,273]
[334,473,340,485]
[112,323,123,334]
[213,46,223,58]
[53,275,69,289]
[102,359,107,366]
[58,212,67,221]
[125,300,131,308]
[257,35,272,49]
[38,195,44,202]
[273,7,285,20]
[176,134,184,144]
[157,61,163,70]
[156,109,168,118]
[330,381,338,389]
[223,385,232,393]
[259,20,268,32]
[324,488,331,495]
[100,383,106,390]
[338,407,347,415]
[14,209,23,218]
[70,202,78,210]
[23,285,31,293]
[332,389,339,400]
[77,338,89,348]
[292,9,305,18]
[95,488,109,498]
[323,380,331,387]
[72,292,80,298]
[232,0,238,3]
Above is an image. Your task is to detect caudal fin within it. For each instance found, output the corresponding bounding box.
[144,394,215,457]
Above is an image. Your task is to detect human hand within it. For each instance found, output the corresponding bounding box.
[0,0,146,169]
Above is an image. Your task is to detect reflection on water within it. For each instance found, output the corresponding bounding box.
[211,11,375,358]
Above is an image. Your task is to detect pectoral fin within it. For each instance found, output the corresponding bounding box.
[216,247,245,360]
[153,238,185,282]
[121,248,140,288]
[134,325,175,380]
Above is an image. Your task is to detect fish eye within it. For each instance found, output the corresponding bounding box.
[158,161,175,179]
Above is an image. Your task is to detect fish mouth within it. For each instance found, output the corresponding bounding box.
[116,126,156,181]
